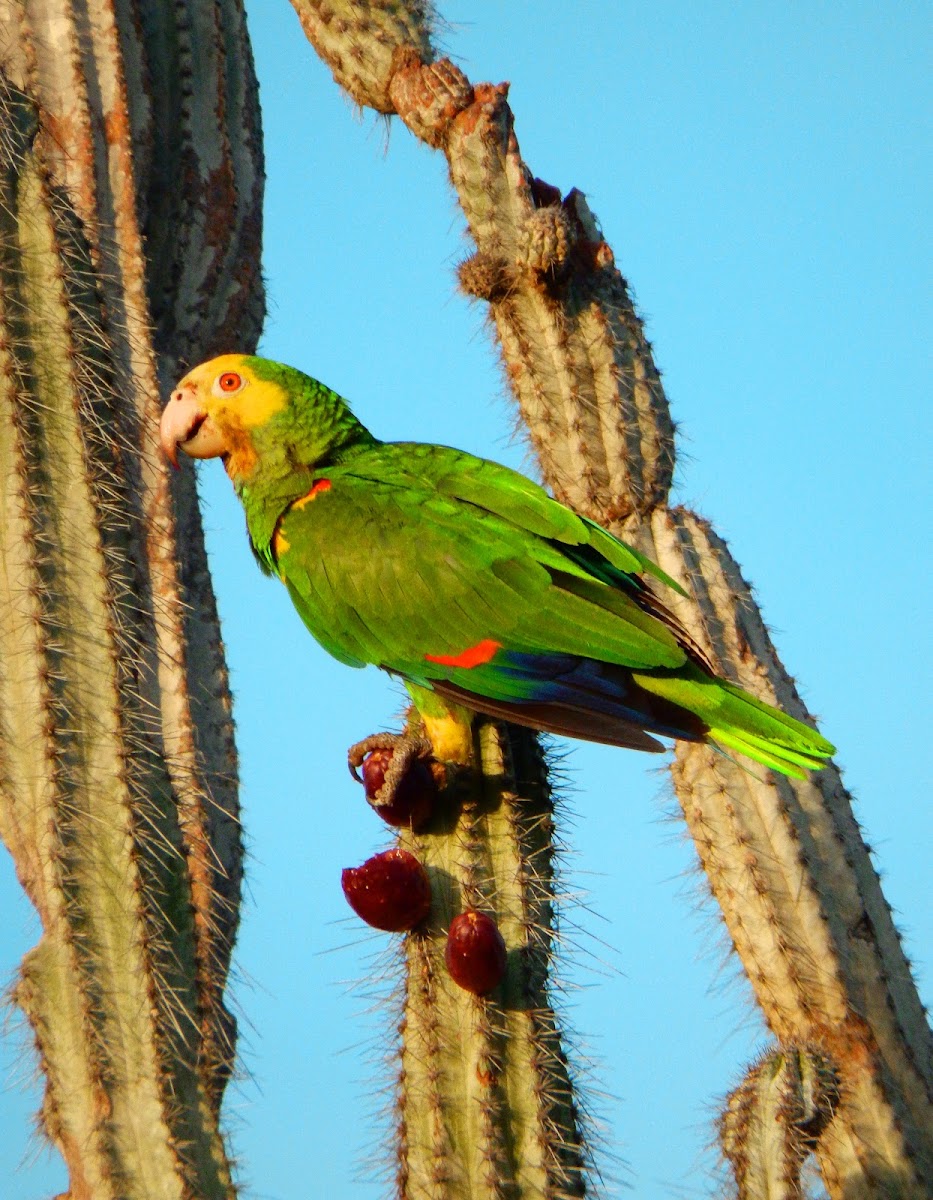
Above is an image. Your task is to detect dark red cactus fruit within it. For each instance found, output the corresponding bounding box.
[445,910,507,995]
[341,849,431,932]
[361,748,436,830]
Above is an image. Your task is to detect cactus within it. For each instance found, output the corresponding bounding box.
[395,719,590,1199]
[649,510,933,1195]
[0,0,262,1193]
[720,1045,840,1200]
[290,3,932,1197]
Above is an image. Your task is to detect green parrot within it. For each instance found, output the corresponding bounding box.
[160,354,834,779]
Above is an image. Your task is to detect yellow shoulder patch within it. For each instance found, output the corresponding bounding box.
[273,526,290,557]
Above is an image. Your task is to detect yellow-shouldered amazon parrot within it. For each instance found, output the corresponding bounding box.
[161,354,834,781]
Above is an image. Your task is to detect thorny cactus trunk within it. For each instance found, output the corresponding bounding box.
[397,721,590,1197]
[0,0,262,1195]
[292,3,933,1198]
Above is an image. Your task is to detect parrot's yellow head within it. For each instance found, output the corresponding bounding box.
[162,353,375,491]
[161,354,289,479]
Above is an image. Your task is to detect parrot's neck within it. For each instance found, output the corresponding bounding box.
[232,388,374,566]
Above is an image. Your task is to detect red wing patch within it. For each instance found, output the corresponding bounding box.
[425,638,501,669]
[293,478,332,509]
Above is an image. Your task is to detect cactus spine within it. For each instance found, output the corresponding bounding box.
[290,3,932,1196]
[0,0,262,1193]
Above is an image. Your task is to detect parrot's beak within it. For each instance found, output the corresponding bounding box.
[160,387,226,467]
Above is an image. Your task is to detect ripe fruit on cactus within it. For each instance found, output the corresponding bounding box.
[341,849,431,932]
[445,910,507,995]
[361,749,435,830]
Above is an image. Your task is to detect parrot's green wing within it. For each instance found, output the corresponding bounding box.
[339,444,688,595]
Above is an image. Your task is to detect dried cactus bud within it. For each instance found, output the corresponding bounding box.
[517,206,573,274]
[457,251,514,302]
[361,749,436,830]
[389,53,474,147]
[445,910,508,994]
[341,849,432,932]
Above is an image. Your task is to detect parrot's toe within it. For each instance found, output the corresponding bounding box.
[347,732,434,807]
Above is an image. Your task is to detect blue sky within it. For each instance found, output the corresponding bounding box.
[2,3,929,1197]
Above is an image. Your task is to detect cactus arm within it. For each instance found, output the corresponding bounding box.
[648,508,933,1194]
[721,1046,840,1200]
[0,90,230,1195]
[288,0,435,115]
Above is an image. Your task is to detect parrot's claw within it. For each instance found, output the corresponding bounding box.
[347,733,433,806]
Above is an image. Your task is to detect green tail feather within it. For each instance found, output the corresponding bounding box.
[632,668,835,779]
[709,726,826,779]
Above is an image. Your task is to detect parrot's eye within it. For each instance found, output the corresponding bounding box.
[213,371,245,396]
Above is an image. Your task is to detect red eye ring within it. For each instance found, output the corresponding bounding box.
[217,371,242,393]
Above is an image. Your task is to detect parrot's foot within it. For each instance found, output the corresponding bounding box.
[348,733,434,807]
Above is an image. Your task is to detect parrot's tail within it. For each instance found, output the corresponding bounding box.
[632,667,835,779]
[423,651,834,777]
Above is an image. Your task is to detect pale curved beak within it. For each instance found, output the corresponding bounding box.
[160,390,226,467]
